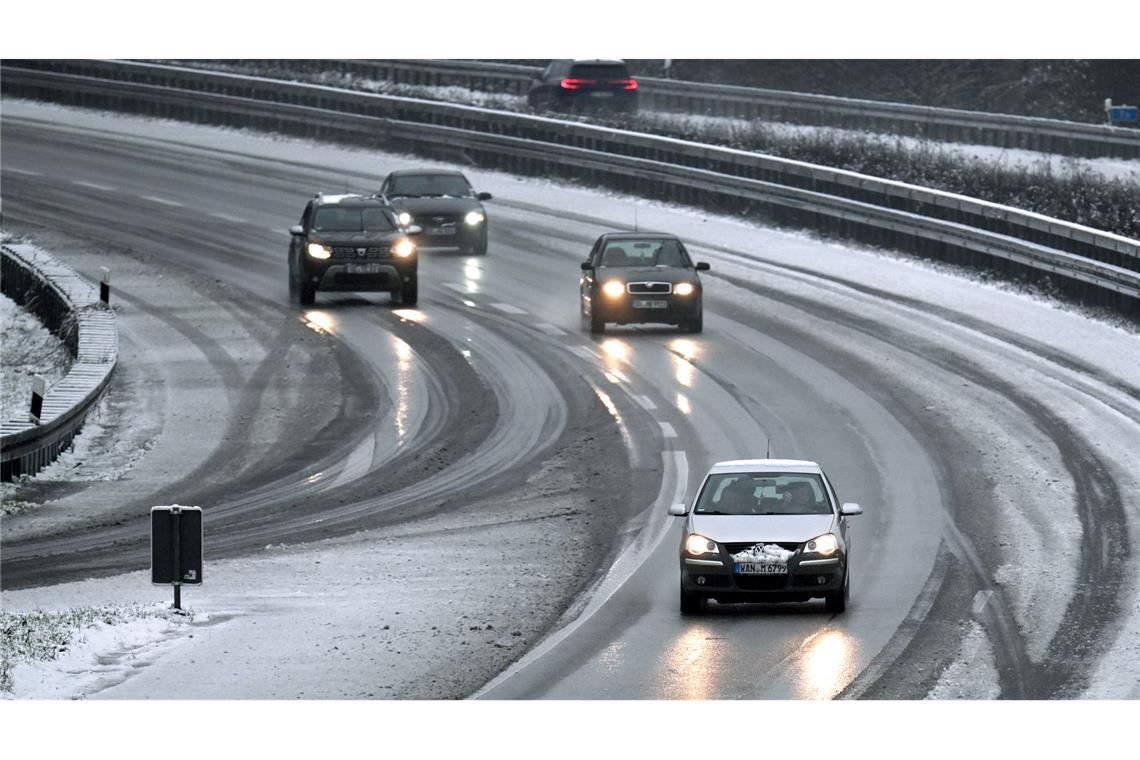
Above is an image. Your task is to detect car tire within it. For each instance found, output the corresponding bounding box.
[590,309,606,335]
[473,235,488,256]
[288,265,298,302]
[682,311,703,334]
[680,584,703,615]
[298,278,316,306]
[824,570,849,614]
[395,276,418,307]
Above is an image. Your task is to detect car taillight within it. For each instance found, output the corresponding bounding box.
[610,79,639,90]
[560,78,597,90]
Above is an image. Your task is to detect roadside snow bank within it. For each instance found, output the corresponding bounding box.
[0,603,195,698]
[0,291,70,425]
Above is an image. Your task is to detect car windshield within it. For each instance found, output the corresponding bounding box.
[312,206,395,232]
[694,473,832,516]
[600,239,688,267]
[387,174,473,198]
[570,64,631,80]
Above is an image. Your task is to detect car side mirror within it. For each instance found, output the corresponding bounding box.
[289,225,305,236]
[840,502,863,516]
[695,262,710,271]
[668,503,688,516]
[405,224,424,236]
[581,261,593,271]
[477,192,493,201]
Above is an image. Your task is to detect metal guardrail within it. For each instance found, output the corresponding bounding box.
[265,59,1140,160]
[1,244,118,481]
[2,60,1137,312]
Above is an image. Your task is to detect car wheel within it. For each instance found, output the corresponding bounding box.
[288,264,298,302]
[680,584,703,615]
[682,311,703,334]
[473,235,488,256]
[298,278,316,306]
[395,276,418,307]
[590,308,606,335]
[824,570,849,614]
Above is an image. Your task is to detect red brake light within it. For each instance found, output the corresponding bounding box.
[611,79,639,90]
[560,78,597,90]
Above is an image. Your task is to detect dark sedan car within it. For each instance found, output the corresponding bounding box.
[579,232,709,334]
[378,170,491,256]
[288,193,420,306]
[526,59,639,114]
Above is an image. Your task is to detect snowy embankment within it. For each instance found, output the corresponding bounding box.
[0,291,70,429]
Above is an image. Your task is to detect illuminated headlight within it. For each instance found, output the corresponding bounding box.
[306,242,332,260]
[464,211,485,226]
[804,533,839,556]
[397,212,413,226]
[602,280,626,298]
[673,282,695,297]
[685,534,718,556]
[393,239,415,258]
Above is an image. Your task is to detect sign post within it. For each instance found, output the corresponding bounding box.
[151,505,203,610]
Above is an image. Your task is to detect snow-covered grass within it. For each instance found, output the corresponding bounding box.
[0,291,71,424]
[0,603,190,697]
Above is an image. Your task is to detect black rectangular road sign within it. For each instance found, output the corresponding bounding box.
[151,506,203,585]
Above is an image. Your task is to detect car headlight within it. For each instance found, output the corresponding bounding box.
[602,280,626,298]
[674,282,695,296]
[393,239,415,258]
[804,533,839,556]
[464,210,485,226]
[685,534,718,556]
[306,242,332,260]
[397,212,413,226]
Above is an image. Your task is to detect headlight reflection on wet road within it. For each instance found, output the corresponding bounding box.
[392,335,415,448]
[302,310,337,335]
[796,628,856,700]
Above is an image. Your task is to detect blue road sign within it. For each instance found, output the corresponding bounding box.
[1108,106,1138,122]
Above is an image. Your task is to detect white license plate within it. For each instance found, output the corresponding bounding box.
[346,263,382,274]
[428,227,456,236]
[632,299,668,309]
[735,562,787,575]
[591,92,614,98]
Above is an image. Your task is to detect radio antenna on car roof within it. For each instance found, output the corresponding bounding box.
[766,437,771,458]
[633,206,639,233]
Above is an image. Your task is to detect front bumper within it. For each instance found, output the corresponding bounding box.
[416,225,485,251]
[595,295,701,325]
[305,261,414,292]
[680,554,845,603]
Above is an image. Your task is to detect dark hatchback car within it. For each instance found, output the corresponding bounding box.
[378,170,492,256]
[288,193,420,306]
[580,232,709,334]
[526,59,639,114]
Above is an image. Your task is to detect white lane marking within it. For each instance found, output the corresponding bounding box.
[659,421,677,438]
[536,323,566,336]
[142,195,183,207]
[568,345,596,360]
[474,449,687,698]
[208,211,248,224]
[326,433,376,491]
[72,180,115,191]
[6,167,42,176]
[491,303,527,315]
[633,395,657,410]
[971,589,994,616]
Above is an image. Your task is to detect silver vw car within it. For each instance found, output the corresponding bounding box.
[669,459,863,614]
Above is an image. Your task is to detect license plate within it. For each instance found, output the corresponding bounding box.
[591,92,614,98]
[346,263,382,274]
[735,562,787,575]
[632,299,667,309]
[428,227,456,236]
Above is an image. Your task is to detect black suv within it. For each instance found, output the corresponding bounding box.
[526,59,639,114]
[580,232,710,334]
[378,170,492,256]
[288,193,420,306]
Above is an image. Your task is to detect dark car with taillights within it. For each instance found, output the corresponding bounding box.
[288,193,420,306]
[579,232,709,334]
[669,459,864,615]
[526,59,639,114]
[378,170,491,256]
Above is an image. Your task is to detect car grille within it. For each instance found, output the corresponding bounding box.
[422,215,460,227]
[724,542,801,555]
[331,246,390,259]
[627,281,672,294]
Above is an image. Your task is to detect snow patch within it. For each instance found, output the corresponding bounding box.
[927,621,1002,699]
[731,543,794,563]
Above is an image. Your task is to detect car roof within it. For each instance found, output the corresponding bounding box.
[708,459,823,475]
[571,59,627,65]
[599,231,680,241]
[314,193,389,207]
[387,169,468,178]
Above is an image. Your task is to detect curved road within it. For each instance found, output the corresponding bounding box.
[2,101,1136,699]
